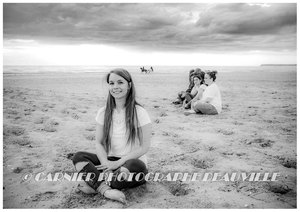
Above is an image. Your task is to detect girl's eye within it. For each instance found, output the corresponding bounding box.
[109,82,114,85]
[118,81,124,84]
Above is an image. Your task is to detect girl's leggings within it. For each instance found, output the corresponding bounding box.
[72,151,148,191]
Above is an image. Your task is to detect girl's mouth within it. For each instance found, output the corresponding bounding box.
[112,90,122,94]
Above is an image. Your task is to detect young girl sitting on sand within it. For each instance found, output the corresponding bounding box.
[173,69,195,105]
[72,68,151,204]
[186,71,222,115]
[183,74,206,109]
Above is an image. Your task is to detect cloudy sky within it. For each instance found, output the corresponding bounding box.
[3,3,297,66]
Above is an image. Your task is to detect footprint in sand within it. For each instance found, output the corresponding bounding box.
[162,131,178,138]
[275,156,296,169]
[221,151,246,157]
[218,181,248,193]
[207,146,216,151]
[85,134,95,141]
[248,106,259,109]
[217,129,234,136]
[70,106,77,110]
[24,108,35,114]
[13,167,24,173]
[71,113,80,120]
[61,108,70,115]
[263,119,278,124]
[245,138,275,148]
[233,121,243,125]
[235,152,246,157]
[34,116,50,124]
[281,127,292,133]
[123,183,148,203]
[218,183,237,192]
[220,181,292,199]
[191,157,214,169]
[85,126,96,131]
[267,182,292,194]
[222,104,230,111]
[5,136,32,147]
[28,191,58,202]
[48,104,56,109]
[3,88,13,94]
[183,143,201,153]
[60,191,105,208]
[3,125,26,137]
[41,108,49,112]
[78,109,87,114]
[172,139,183,145]
[161,181,194,196]
[43,119,59,132]
[5,109,19,115]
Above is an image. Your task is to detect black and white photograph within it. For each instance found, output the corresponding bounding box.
[2,2,297,209]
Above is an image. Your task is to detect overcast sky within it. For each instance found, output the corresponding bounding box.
[3,3,297,66]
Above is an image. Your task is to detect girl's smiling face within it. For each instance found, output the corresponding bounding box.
[204,74,213,86]
[193,77,201,86]
[108,73,130,99]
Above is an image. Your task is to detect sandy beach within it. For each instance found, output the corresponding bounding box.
[3,69,297,208]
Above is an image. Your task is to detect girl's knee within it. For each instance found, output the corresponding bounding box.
[194,102,204,113]
[123,159,147,173]
[72,151,90,171]
[75,161,89,172]
[72,151,88,165]
[196,104,218,115]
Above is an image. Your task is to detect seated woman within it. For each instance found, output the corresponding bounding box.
[173,69,195,105]
[188,71,222,115]
[183,73,206,109]
[72,68,151,204]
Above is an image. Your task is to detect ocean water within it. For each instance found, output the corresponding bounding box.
[3,65,297,74]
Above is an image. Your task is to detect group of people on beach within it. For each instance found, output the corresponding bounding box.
[173,68,222,115]
[72,68,222,204]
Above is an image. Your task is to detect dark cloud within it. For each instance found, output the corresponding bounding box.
[196,3,296,35]
[3,3,297,52]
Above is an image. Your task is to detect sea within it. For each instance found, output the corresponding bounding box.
[3,65,297,74]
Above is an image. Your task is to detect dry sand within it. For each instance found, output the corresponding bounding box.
[3,70,297,208]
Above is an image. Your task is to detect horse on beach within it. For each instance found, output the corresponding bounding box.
[140,67,154,74]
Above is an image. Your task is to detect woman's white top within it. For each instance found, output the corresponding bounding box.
[201,83,222,114]
[95,105,151,166]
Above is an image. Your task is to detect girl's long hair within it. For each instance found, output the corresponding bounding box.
[102,68,142,153]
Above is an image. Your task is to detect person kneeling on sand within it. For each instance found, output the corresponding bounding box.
[72,68,151,204]
[186,71,222,115]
